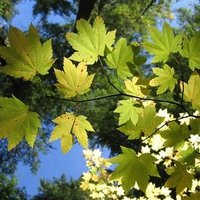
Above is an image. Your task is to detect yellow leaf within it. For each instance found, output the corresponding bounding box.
[54,58,95,98]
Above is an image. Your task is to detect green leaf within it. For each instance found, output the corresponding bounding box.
[161,122,190,150]
[50,112,94,154]
[66,16,116,64]
[178,145,196,166]
[182,192,200,200]
[118,120,141,140]
[105,38,134,79]
[179,31,200,70]
[182,72,200,111]
[54,58,95,98]
[165,162,193,194]
[149,64,177,94]
[144,22,183,63]
[118,104,164,139]
[114,99,139,125]
[109,147,159,192]
[0,24,56,80]
[0,96,41,150]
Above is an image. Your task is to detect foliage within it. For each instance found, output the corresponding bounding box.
[1,10,200,200]
[0,0,20,20]
[32,174,89,200]
[0,174,28,200]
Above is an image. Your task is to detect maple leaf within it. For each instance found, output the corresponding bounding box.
[118,104,164,139]
[66,16,116,64]
[182,192,200,200]
[54,58,95,98]
[124,77,146,97]
[160,122,190,150]
[165,162,193,194]
[0,24,56,80]
[144,22,183,63]
[50,112,94,154]
[149,64,177,94]
[114,99,139,125]
[182,72,200,111]
[178,145,196,166]
[179,31,200,70]
[109,147,159,192]
[0,96,41,150]
[105,38,134,79]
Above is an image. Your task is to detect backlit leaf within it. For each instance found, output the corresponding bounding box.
[0,24,56,80]
[109,147,159,192]
[149,64,177,94]
[124,77,146,97]
[179,31,200,70]
[182,72,200,111]
[50,112,94,154]
[66,16,116,64]
[144,22,183,63]
[118,104,164,139]
[114,99,139,125]
[105,38,134,79]
[161,122,190,150]
[0,96,41,150]
[178,145,196,166]
[165,162,193,194]
[54,58,95,98]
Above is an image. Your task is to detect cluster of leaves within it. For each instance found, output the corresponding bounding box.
[0,15,200,199]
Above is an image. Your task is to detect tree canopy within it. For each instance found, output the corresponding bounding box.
[0,0,200,199]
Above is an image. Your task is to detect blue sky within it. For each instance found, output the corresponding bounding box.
[6,0,198,197]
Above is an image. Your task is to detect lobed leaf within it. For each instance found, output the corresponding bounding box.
[54,58,95,98]
[161,122,190,150]
[66,16,116,64]
[179,31,200,70]
[105,38,134,79]
[109,146,159,192]
[182,72,200,111]
[50,112,94,154]
[0,96,41,150]
[165,162,193,194]
[0,24,56,80]
[114,99,139,125]
[149,64,177,94]
[144,22,183,63]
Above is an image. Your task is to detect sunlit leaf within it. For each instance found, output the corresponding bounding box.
[144,22,183,63]
[66,16,116,64]
[0,24,56,80]
[0,96,41,150]
[179,31,200,70]
[149,64,177,94]
[118,104,164,139]
[182,72,200,111]
[54,58,95,98]
[161,122,190,150]
[105,38,134,79]
[165,162,193,194]
[50,112,94,154]
[109,147,159,192]
[114,99,139,125]
[124,77,146,97]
